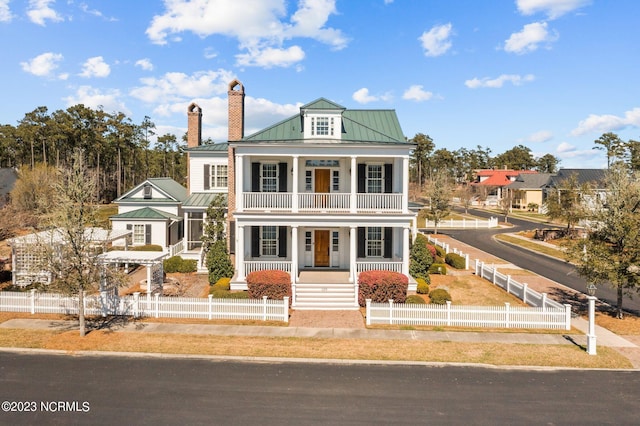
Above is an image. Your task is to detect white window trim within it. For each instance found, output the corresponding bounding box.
[210,164,228,189]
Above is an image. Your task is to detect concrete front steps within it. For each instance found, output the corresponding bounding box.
[293,282,359,310]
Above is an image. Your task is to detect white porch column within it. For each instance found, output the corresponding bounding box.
[350,156,357,213]
[291,225,298,283]
[349,226,357,283]
[292,155,299,213]
[411,216,417,242]
[236,154,244,212]
[402,156,409,213]
[402,226,410,277]
[237,225,245,281]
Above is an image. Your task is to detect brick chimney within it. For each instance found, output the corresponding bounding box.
[227,80,244,262]
[186,103,202,194]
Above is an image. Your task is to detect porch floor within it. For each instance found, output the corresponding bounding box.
[297,270,350,283]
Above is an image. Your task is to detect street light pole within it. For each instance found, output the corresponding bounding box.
[586,283,597,355]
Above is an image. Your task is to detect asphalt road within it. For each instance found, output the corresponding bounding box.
[440,208,640,315]
[1,352,639,425]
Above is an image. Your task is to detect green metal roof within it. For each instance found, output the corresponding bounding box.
[116,177,187,203]
[110,207,182,221]
[186,142,229,152]
[243,101,407,144]
[183,192,228,208]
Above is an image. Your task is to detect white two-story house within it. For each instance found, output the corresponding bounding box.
[225,81,417,309]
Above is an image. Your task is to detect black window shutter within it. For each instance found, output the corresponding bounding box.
[384,164,393,193]
[145,224,152,245]
[251,226,260,258]
[251,163,260,192]
[204,165,210,190]
[357,227,366,258]
[126,224,132,231]
[278,162,288,192]
[278,226,287,257]
[384,227,392,258]
[357,164,366,193]
[229,221,235,254]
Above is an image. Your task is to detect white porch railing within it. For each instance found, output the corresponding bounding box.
[356,261,403,273]
[366,299,571,330]
[298,193,351,212]
[357,193,403,212]
[242,192,404,213]
[244,260,292,277]
[168,240,184,257]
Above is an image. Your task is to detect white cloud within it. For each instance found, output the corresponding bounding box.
[27,0,63,26]
[402,85,433,102]
[145,0,347,68]
[20,52,64,77]
[504,21,558,54]
[352,88,392,104]
[130,69,237,104]
[571,107,640,136]
[63,86,130,115]
[516,0,590,20]
[135,58,154,71]
[527,130,553,143]
[465,74,535,89]
[79,56,111,78]
[419,23,453,57]
[236,45,305,68]
[0,0,13,22]
[556,142,576,153]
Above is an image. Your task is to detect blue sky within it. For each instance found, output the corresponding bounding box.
[1,0,639,168]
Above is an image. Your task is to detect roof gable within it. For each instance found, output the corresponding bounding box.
[301,98,345,111]
[110,207,182,221]
[116,177,187,203]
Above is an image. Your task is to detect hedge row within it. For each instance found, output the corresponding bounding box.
[163,256,197,273]
[445,253,466,269]
[358,270,408,306]
[246,269,291,304]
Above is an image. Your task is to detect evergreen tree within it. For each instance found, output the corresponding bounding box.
[202,194,234,284]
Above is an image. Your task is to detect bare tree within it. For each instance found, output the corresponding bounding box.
[420,174,452,234]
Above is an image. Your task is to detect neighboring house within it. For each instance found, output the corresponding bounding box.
[505,173,553,212]
[110,177,187,249]
[543,168,607,210]
[471,169,538,205]
[0,167,17,208]
[224,80,417,309]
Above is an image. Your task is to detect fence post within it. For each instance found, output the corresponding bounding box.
[446,300,451,326]
[283,297,289,323]
[462,218,466,228]
[492,267,497,284]
[505,302,510,328]
[208,294,213,320]
[30,288,36,314]
[133,292,139,318]
[522,283,528,305]
[465,254,469,270]
[506,275,511,294]
[388,299,394,325]
[263,296,268,321]
[542,293,547,311]
[154,293,160,318]
[564,304,572,330]
[475,218,479,229]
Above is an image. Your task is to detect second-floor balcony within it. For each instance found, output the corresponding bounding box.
[241,192,405,214]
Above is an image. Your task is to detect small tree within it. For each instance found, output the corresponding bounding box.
[409,233,433,280]
[421,174,452,234]
[544,172,593,232]
[202,194,234,284]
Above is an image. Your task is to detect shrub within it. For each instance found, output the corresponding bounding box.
[425,244,437,260]
[206,239,234,285]
[131,244,163,252]
[445,253,466,269]
[211,290,249,299]
[429,263,447,275]
[416,277,430,295]
[212,277,231,292]
[434,245,446,258]
[429,288,452,304]
[409,233,434,280]
[358,270,408,306]
[246,270,291,303]
[405,295,426,304]
[163,256,197,273]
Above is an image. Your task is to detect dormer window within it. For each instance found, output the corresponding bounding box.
[305,113,340,139]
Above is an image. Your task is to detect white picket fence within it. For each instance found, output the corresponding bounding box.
[425,234,470,270]
[423,217,498,229]
[0,290,289,323]
[366,299,571,330]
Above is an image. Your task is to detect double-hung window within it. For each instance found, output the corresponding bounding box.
[261,226,277,256]
[213,164,228,188]
[367,227,383,257]
[366,165,383,193]
[133,224,145,244]
[261,164,278,192]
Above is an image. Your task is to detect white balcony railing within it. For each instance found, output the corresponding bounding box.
[242,192,404,213]
[244,260,292,277]
[356,261,403,274]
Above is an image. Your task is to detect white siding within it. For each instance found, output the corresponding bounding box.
[189,155,228,193]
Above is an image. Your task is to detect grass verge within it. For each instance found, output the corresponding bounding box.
[0,328,631,369]
[495,233,566,258]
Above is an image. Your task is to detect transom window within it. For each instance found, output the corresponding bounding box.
[367,165,383,193]
[210,164,228,188]
[261,226,277,256]
[261,164,278,192]
[367,227,383,257]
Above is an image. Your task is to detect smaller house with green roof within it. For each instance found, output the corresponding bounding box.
[110,177,187,249]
